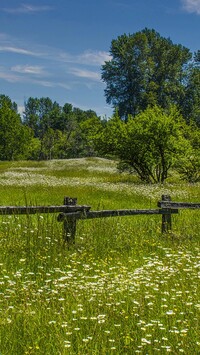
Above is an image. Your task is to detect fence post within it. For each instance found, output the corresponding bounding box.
[63,197,77,243]
[161,195,172,233]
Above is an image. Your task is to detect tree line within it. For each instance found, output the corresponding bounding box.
[0,29,199,183]
[0,95,104,161]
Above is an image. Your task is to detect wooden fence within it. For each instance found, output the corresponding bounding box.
[0,195,200,243]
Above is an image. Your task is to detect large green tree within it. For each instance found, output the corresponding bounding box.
[102,28,193,120]
[96,105,191,183]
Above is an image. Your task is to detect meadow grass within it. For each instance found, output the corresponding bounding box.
[0,158,200,354]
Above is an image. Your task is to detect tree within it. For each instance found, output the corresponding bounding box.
[96,105,190,183]
[181,52,200,125]
[79,115,103,156]
[102,29,192,120]
[0,94,17,112]
[23,97,41,137]
[40,128,63,160]
[175,121,200,182]
[0,100,31,160]
[23,97,62,138]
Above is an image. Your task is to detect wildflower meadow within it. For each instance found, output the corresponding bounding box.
[0,158,200,354]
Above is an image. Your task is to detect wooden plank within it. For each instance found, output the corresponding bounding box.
[0,205,91,215]
[158,201,200,209]
[57,208,178,222]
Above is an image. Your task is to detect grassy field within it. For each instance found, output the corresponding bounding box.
[0,158,200,354]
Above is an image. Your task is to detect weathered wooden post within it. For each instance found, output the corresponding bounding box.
[161,195,172,233]
[63,197,77,243]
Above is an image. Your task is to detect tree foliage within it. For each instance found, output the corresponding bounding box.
[0,96,31,160]
[96,106,191,183]
[0,94,18,112]
[181,52,200,125]
[23,97,102,160]
[175,122,200,182]
[0,94,103,161]
[102,28,195,121]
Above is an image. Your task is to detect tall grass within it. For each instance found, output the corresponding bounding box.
[0,158,200,354]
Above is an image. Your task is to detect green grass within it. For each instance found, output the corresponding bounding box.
[0,158,200,354]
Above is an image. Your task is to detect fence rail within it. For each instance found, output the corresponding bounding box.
[0,205,91,215]
[0,195,200,244]
[57,208,174,221]
[158,201,200,209]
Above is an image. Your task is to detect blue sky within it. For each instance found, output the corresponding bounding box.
[0,0,199,118]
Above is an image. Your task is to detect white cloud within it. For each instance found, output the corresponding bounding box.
[11,65,45,75]
[70,68,101,81]
[78,50,111,66]
[2,4,53,14]
[28,79,71,90]
[181,0,200,14]
[32,79,55,87]
[58,50,111,66]
[0,33,110,67]
[0,45,44,57]
[0,69,21,83]
[0,68,71,89]
[18,105,25,116]
[0,33,108,93]
[57,83,71,90]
